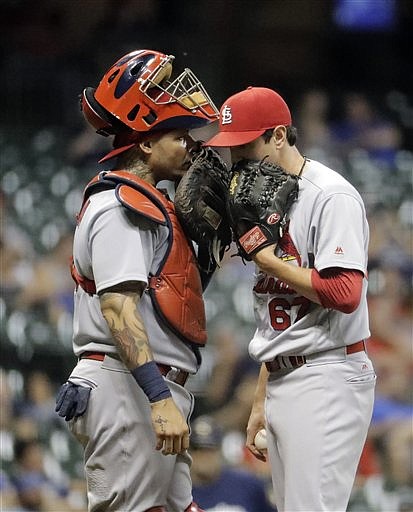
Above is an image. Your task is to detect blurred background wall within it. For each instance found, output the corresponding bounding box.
[1,1,412,511]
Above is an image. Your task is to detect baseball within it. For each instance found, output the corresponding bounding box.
[254,428,267,450]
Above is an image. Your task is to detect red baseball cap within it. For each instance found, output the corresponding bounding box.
[204,86,292,147]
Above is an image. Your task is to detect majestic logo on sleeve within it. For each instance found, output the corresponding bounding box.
[334,246,344,255]
[221,105,232,125]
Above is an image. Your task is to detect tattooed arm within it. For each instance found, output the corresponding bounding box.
[99,281,189,455]
[99,282,152,369]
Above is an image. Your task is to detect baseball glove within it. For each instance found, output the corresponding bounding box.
[174,145,232,267]
[228,158,300,260]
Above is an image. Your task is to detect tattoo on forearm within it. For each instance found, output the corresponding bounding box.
[100,292,152,367]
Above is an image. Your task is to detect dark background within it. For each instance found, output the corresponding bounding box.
[1,0,412,374]
[1,2,412,510]
[1,0,412,136]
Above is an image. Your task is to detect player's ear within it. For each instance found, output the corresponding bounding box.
[272,125,287,148]
[139,140,153,155]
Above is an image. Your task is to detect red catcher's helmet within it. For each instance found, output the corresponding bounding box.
[81,49,219,136]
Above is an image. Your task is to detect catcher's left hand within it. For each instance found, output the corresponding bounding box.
[174,145,232,267]
[227,158,300,260]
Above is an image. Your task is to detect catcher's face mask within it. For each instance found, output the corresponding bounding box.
[81,49,219,136]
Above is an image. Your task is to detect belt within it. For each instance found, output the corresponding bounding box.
[265,340,366,373]
[79,352,189,387]
[157,364,189,387]
[79,351,110,362]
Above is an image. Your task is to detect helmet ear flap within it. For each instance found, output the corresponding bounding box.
[81,87,125,136]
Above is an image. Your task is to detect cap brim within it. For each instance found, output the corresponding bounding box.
[98,143,136,163]
[203,129,265,147]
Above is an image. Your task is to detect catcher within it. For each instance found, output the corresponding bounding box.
[204,86,375,512]
[55,48,230,512]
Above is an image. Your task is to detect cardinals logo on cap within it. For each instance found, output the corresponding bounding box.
[221,105,232,125]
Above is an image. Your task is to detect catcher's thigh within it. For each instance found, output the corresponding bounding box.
[69,357,194,512]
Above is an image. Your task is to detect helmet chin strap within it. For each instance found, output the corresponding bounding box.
[98,131,143,163]
[98,144,137,164]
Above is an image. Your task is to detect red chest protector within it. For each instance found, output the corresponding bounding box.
[71,170,207,347]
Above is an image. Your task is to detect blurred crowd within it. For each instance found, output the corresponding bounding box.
[1,88,412,512]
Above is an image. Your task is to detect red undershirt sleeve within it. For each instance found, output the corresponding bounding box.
[311,267,364,314]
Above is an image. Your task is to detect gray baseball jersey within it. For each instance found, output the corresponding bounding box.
[250,158,376,511]
[249,158,370,362]
[68,186,199,511]
[72,188,198,373]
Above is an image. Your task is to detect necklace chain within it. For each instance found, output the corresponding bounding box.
[298,156,307,177]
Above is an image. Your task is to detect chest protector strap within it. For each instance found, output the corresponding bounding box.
[73,170,206,347]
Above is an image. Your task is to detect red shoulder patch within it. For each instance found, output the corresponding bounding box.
[116,184,167,225]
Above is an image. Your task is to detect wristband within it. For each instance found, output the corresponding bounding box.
[131,361,172,403]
